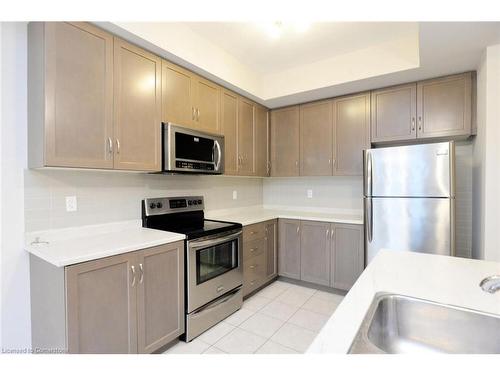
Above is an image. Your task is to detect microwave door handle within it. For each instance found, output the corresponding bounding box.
[214,140,222,171]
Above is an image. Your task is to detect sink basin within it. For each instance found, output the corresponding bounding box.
[349,293,500,354]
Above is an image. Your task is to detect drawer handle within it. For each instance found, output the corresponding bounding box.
[249,248,257,252]
[249,265,257,269]
[250,280,256,285]
[250,231,258,235]
[130,265,136,287]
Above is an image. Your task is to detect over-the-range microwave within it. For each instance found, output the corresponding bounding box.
[162,122,225,174]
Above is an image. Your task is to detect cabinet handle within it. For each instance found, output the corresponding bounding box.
[250,265,256,269]
[411,117,416,132]
[328,159,331,165]
[295,160,299,167]
[331,229,335,240]
[192,107,196,120]
[418,116,422,131]
[326,229,329,239]
[116,139,121,154]
[197,108,200,121]
[108,137,113,154]
[131,265,136,287]
[139,263,144,284]
[249,247,257,252]
[296,226,300,234]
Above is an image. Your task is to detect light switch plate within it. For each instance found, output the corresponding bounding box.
[307,189,313,198]
[232,190,238,200]
[65,196,77,212]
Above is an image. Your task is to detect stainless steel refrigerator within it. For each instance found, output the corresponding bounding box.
[363,141,455,264]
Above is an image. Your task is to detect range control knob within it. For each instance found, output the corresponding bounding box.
[156,202,163,209]
[149,203,156,209]
[188,200,193,205]
[197,199,202,204]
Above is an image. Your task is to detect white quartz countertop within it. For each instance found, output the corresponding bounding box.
[307,250,500,353]
[205,206,363,226]
[25,220,185,267]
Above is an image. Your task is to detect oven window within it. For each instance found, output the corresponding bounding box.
[175,132,214,162]
[196,239,238,285]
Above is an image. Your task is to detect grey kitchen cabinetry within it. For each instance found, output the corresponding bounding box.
[237,97,256,176]
[30,241,185,354]
[270,106,300,177]
[299,221,331,286]
[333,93,371,176]
[28,22,114,169]
[278,219,364,291]
[255,104,270,177]
[242,219,278,297]
[278,219,301,280]
[330,223,364,291]
[371,72,474,144]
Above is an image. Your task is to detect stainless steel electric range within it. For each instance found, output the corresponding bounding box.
[142,196,242,342]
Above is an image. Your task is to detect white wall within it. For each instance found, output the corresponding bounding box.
[25,171,263,232]
[1,22,31,351]
[263,176,363,215]
[473,44,500,261]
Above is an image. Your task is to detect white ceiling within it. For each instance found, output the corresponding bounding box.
[99,22,500,108]
[184,22,418,75]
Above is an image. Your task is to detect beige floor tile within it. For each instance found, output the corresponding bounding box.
[288,308,330,332]
[255,283,288,299]
[196,321,235,345]
[223,307,255,326]
[259,300,299,321]
[287,284,317,296]
[243,295,273,312]
[313,290,345,303]
[214,328,267,354]
[240,312,285,338]
[301,295,342,315]
[202,346,227,354]
[270,323,317,353]
[255,340,299,354]
[275,288,313,307]
[164,339,210,354]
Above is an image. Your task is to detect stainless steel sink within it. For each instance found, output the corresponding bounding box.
[349,293,500,354]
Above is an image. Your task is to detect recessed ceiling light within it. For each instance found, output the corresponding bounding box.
[258,21,311,39]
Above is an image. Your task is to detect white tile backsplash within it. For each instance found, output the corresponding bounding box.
[24,169,264,232]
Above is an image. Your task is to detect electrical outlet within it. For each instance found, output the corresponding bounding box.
[232,190,238,200]
[307,189,313,198]
[65,196,77,212]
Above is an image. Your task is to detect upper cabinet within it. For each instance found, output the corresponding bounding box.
[193,76,221,134]
[417,72,473,139]
[237,97,255,175]
[161,61,194,127]
[221,89,239,175]
[255,105,270,177]
[371,72,474,144]
[371,83,417,143]
[270,106,300,177]
[113,38,162,172]
[299,100,333,176]
[28,22,114,169]
[333,92,371,176]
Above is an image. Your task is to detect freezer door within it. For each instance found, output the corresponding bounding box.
[364,142,455,198]
[365,197,455,264]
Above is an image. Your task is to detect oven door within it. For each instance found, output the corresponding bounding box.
[163,123,224,174]
[187,230,242,312]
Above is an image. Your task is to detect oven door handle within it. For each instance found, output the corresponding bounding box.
[188,230,242,250]
[213,140,222,171]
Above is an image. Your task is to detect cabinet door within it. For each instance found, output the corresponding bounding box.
[417,72,472,138]
[221,90,239,175]
[371,83,417,143]
[331,224,364,291]
[300,101,333,176]
[333,93,371,176]
[265,220,278,280]
[300,221,331,286]
[255,105,270,177]
[193,76,221,134]
[43,22,114,168]
[270,106,300,177]
[161,60,194,127]
[278,219,301,280]
[113,38,162,171]
[238,97,255,175]
[66,253,138,354]
[137,242,184,354]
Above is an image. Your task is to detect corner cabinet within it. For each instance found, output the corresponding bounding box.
[270,106,300,177]
[278,219,364,291]
[30,241,185,354]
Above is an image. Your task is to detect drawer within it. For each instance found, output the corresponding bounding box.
[243,252,266,291]
[243,238,265,261]
[243,222,266,242]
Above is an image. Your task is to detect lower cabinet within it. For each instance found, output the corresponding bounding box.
[278,219,364,291]
[242,220,278,297]
[30,241,185,354]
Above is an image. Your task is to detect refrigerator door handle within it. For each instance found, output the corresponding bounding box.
[366,198,373,243]
[365,151,373,197]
